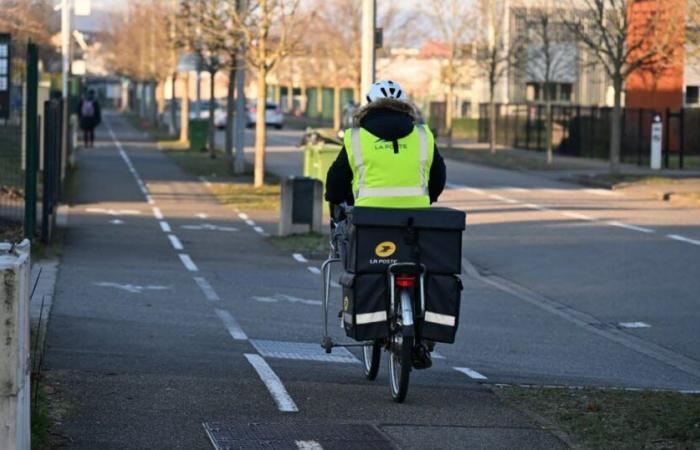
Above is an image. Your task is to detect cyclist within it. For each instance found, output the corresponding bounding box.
[325,80,446,368]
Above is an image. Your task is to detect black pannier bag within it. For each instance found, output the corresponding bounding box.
[339,272,390,341]
[422,274,463,343]
[345,207,466,274]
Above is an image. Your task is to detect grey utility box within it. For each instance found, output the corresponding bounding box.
[279,177,323,236]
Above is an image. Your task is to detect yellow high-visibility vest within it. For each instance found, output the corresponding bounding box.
[344,124,434,208]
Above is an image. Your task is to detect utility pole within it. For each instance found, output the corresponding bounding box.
[360,0,376,100]
[61,0,72,181]
[233,0,246,174]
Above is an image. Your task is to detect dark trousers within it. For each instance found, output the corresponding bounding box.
[83,128,95,147]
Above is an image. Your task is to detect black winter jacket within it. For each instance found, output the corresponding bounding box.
[325,107,446,205]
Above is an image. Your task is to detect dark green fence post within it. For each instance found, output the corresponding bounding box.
[24,41,38,240]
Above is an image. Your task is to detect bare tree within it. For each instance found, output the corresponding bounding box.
[423,0,474,149]
[564,0,685,173]
[0,0,53,46]
[525,2,576,164]
[475,0,523,154]
[688,0,700,60]
[231,0,303,187]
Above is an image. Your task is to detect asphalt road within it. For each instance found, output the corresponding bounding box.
[219,125,700,392]
[44,114,565,448]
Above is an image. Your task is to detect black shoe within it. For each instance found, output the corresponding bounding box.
[412,343,432,370]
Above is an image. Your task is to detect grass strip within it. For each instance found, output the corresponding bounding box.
[267,233,329,259]
[496,386,700,449]
[442,146,584,172]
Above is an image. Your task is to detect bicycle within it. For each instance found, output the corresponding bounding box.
[321,205,464,403]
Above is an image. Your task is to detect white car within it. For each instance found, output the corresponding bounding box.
[246,102,284,129]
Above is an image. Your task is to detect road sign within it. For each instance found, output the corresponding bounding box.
[651,115,662,170]
[0,34,10,120]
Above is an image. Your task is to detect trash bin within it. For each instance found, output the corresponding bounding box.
[279,176,323,236]
[189,119,208,152]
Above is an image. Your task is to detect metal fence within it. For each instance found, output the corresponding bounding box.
[0,37,67,243]
[478,103,700,169]
[0,37,27,242]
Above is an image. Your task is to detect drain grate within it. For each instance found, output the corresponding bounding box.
[250,340,359,364]
[203,422,394,450]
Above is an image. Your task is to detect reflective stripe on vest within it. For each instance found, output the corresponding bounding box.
[348,125,431,205]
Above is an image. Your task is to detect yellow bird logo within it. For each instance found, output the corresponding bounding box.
[375,241,397,258]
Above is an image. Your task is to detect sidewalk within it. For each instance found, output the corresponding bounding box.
[40,111,565,448]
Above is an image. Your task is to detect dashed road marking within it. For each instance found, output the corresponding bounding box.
[244,353,299,412]
[253,226,266,234]
[523,203,550,211]
[505,187,528,193]
[667,234,700,246]
[253,294,322,306]
[194,277,220,302]
[168,234,184,250]
[307,267,321,275]
[454,367,488,380]
[245,219,256,226]
[238,212,249,220]
[607,221,655,234]
[215,309,248,340]
[560,211,596,221]
[296,441,323,450]
[152,207,164,220]
[584,188,620,197]
[293,253,308,263]
[196,213,208,219]
[178,253,199,272]
[159,221,171,233]
[619,322,651,329]
[110,219,124,225]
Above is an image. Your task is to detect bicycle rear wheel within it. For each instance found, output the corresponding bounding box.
[362,341,381,380]
[389,330,412,403]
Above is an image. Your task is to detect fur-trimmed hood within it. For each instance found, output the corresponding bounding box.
[352,98,422,127]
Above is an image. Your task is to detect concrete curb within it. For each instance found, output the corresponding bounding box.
[29,259,60,375]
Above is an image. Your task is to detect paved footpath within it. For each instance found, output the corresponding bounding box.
[43,112,563,449]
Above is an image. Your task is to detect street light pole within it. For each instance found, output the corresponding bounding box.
[233,0,246,174]
[61,0,72,178]
[360,0,376,102]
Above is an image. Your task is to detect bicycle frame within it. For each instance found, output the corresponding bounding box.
[388,263,426,339]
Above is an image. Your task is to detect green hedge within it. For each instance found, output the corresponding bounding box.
[452,117,479,140]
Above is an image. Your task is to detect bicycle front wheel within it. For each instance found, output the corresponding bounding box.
[362,341,381,380]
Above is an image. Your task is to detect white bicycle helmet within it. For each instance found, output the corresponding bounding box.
[366,80,407,103]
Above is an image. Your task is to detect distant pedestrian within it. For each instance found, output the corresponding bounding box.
[77,90,101,148]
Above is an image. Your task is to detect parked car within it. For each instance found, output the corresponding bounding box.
[189,100,223,121]
[246,102,284,129]
[214,104,229,129]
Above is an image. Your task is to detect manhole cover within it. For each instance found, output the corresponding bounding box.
[250,340,359,364]
[203,422,394,450]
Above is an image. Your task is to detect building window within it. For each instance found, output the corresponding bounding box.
[687,86,699,105]
[526,82,573,103]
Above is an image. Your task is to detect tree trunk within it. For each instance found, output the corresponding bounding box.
[179,72,190,144]
[151,80,159,127]
[609,76,623,173]
[489,84,496,154]
[139,83,146,119]
[545,99,553,164]
[333,83,341,131]
[315,86,323,119]
[446,87,454,149]
[170,72,178,136]
[254,68,268,187]
[208,69,216,158]
[225,67,236,163]
[353,82,361,105]
[287,82,294,112]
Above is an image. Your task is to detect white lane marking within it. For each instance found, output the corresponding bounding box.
[238,212,249,220]
[296,440,323,450]
[215,309,248,340]
[619,322,651,329]
[159,221,171,233]
[560,211,596,221]
[523,203,550,211]
[244,353,299,412]
[178,254,199,272]
[110,219,124,225]
[196,213,208,219]
[667,234,700,246]
[584,188,620,196]
[505,187,528,193]
[182,223,239,232]
[86,208,141,216]
[152,207,164,220]
[245,219,256,226]
[454,367,488,380]
[307,267,321,275]
[194,277,220,302]
[253,294,322,306]
[607,221,655,234]
[168,234,184,250]
[94,282,171,294]
[293,253,308,263]
[446,182,484,195]
[488,194,510,202]
[253,226,265,234]
[146,195,155,205]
